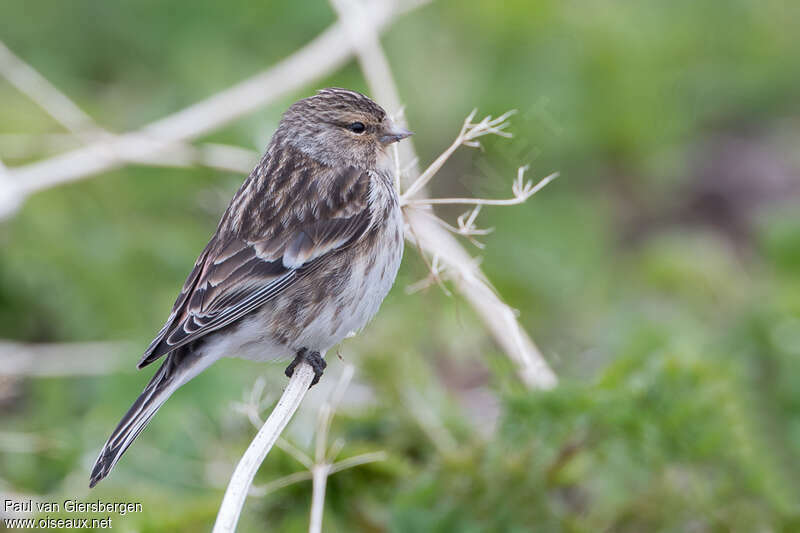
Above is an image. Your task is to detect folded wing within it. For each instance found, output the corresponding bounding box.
[137,163,373,368]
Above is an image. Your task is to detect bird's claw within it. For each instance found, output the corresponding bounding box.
[285,348,326,388]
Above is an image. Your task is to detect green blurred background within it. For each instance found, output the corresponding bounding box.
[2,0,800,531]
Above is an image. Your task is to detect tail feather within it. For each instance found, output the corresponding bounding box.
[89,348,212,488]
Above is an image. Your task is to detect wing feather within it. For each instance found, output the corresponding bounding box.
[137,161,373,368]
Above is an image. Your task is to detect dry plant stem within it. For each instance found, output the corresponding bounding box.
[309,464,331,533]
[400,110,515,201]
[331,0,556,388]
[405,171,559,206]
[400,112,476,198]
[248,450,386,498]
[0,38,261,176]
[0,41,104,142]
[229,363,385,513]
[406,211,557,388]
[248,470,313,498]
[213,362,315,533]
[404,213,452,295]
[408,206,492,250]
[328,0,420,183]
[307,363,354,532]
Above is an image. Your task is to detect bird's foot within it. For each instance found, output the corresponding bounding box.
[285,348,326,388]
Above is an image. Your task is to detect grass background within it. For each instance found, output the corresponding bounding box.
[1,0,799,531]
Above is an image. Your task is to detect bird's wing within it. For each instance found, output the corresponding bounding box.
[137,163,373,368]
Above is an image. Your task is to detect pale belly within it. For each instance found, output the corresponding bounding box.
[201,206,404,363]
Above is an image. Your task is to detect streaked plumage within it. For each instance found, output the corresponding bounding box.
[90,88,410,487]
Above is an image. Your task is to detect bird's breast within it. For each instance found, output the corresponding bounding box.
[221,184,404,362]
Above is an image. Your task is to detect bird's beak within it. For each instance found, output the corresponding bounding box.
[380,123,414,144]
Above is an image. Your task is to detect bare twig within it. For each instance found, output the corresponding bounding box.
[308,364,354,533]
[0,156,13,213]
[407,211,558,388]
[225,364,386,529]
[227,365,387,530]
[0,41,106,142]
[328,451,387,475]
[331,0,557,389]
[405,253,449,293]
[309,464,330,533]
[404,211,453,296]
[405,201,495,250]
[398,117,559,388]
[248,449,386,498]
[0,39,261,176]
[329,0,421,185]
[0,40,259,221]
[401,110,516,200]
[405,167,559,207]
[213,362,315,533]
[277,438,314,470]
[248,470,313,497]
[231,377,317,469]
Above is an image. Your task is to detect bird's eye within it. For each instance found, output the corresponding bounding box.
[348,122,366,134]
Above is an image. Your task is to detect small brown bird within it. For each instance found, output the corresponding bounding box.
[90,88,411,487]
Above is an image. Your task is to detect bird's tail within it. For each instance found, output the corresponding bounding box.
[89,347,213,488]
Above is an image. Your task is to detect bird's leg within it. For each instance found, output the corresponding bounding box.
[284,348,327,388]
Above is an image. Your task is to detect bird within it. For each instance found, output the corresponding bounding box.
[89,88,412,488]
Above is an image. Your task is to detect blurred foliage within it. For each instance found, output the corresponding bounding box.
[1,0,800,531]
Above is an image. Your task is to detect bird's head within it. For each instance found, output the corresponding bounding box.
[278,87,412,169]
